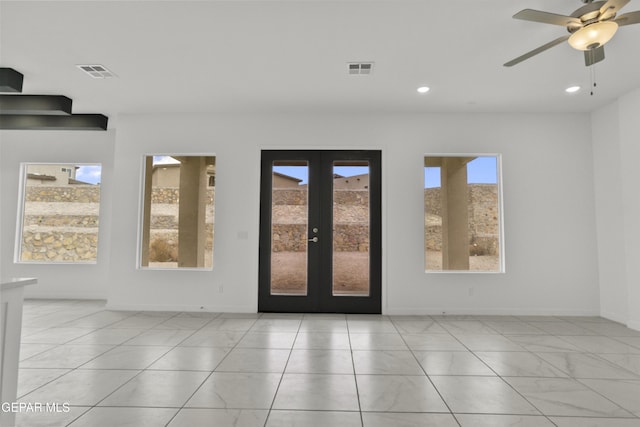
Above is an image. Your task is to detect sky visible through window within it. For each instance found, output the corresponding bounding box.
[76,157,497,186]
[74,165,102,185]
[424,156,497,188]
[76,156,177,185]
[273,166,367,185]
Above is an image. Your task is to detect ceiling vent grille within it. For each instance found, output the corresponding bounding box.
[348,62,374,75]
[77,64,116,79]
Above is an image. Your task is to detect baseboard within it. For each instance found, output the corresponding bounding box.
[384,307,601,316]
[23,291,108,300]
[105,302,257,313]
[627,319,640,332]
[600,310,627,324]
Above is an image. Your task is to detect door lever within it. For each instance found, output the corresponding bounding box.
[308,237,318,243]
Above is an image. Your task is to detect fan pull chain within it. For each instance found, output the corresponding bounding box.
[590,66,597,96]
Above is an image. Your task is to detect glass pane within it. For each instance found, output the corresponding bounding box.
[270,161,309,295]
[141,155,215,269]
[18,163,101,263]
[333,161,370,296]
[424,155,501,272]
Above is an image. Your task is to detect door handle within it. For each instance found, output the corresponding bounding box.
[308,237,318,243]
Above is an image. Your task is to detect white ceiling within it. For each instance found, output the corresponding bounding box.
[2,0,640,127]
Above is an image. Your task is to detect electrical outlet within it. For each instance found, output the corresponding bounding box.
[219,284,224,293]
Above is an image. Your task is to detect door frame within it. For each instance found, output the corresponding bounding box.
[258,149,382,314]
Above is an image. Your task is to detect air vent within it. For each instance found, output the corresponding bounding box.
[348,62,374,75]
[76,64,116,79]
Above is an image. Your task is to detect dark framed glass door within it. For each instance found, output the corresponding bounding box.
[258,150,381,313]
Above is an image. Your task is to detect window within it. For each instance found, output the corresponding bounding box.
[424,155,503,272]
[139,155,215,269]
[16,163,102,263]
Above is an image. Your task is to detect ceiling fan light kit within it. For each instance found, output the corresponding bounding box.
[568,20,618,50]
[505,0,640,67]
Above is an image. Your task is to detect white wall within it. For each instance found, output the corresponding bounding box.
[591,101,627,323]
[104,112,600,315]
[592,88,640,330]
[0,130,116,299]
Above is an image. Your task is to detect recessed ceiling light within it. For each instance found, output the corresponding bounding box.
[565,85,580,93]
[417,86,430,94]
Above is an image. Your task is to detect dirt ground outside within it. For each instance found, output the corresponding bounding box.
[426,250,500,271]
[271,251,369,295]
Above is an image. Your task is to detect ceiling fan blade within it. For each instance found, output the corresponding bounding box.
[584,46,605,66]
[600,0,630,20]
[513,9,581,26]
[615,10,640,26]
[504,35,570,67]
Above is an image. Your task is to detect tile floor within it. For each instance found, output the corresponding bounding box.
[13,300,640,426]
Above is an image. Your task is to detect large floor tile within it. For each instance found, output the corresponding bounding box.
[201,318,257,331]
[15,406,88,427]
[363,412,458,427]
[267,410,362,427]
[299,318,348,333]
[19,345,114,369]
[68,328,146,345]
[454,334,524,351]
[215,348,290,373]
[350,333,408,350]
[439,320,499,335]
[17,368,70,398]
[549,417,640,427]
[536,352,640,379]
[69,407,177,427]
[390,319,448,334]
[107,315,169,329]
[20,369,139,406]
[357,375,447,412]
[286,349,354,374]
[401,333,467,351]
[353,350,423,375]
[21,328,93,344]
[481,321,545,335]
[123,328,193,346]
[293,332,351,349]
[558,335,640,354]
[531,321,598,336]
[579,378,640,416]
[80,345,172,369]
[597,353,640,376]
[186,372,280,409]
[273,374,359,411]
[347,319,397,333]
[574,322,640,337]
[456,414,555,426]
[99,370,209,407]
[413,351,494,375]
[154,315,214,330]
[507,335,582,352]
[250,318,301,332]
[236,332,297,349]
[505,377,634,417]
[148,346,230,371]
[179,330,245,347]
[430,376,539,415]
[168,409,268,427]
[19,343,56,361]
[475,351,568,377]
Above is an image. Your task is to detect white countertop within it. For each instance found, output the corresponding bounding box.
[0,277,37,291]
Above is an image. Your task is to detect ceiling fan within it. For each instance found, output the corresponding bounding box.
[504,0,640,67]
